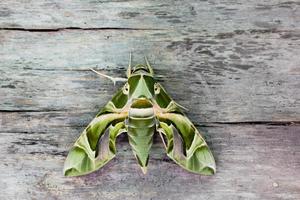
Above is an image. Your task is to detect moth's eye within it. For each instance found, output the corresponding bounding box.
[154,83,160,94]
[123,83,129,94]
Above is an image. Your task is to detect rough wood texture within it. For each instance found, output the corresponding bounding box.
[0,0,299,199]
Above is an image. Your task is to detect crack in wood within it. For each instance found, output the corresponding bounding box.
[0,27,165,32]
[1,109,299,126]
[0,121,298,131]
[0,109,68,113]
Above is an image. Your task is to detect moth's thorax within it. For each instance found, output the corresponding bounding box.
[128,73,156,100]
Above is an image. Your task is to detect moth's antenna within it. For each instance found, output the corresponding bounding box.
[89,68,127,86]
[127,52,132,78]
[144,56,154,75]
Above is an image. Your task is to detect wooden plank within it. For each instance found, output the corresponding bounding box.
[0,0,299,31]
[0,29,299,122]
[0,0,300,199]
[0,123,299,200]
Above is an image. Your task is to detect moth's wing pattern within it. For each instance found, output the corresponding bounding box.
[157,113,216,175]
[64,87,129,176]
[64,112,127,176]
[155,84,216,175]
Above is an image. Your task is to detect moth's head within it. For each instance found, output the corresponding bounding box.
[106,55,168,109]
[122,56,159,99]
[130,64,152,75]
[126,56,154,78]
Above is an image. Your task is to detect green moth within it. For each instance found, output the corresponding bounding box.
[64,55,216,176]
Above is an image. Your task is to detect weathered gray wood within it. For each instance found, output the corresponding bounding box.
[0,0,300,32]
[0,0,300,199]
[0,123,299,200]
[0,29,299,122]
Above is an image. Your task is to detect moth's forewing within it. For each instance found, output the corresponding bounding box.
[157,112,216,175]
[64,111,127,176]
[64,84,130,176]
[154,83,172,108]
[154,84,216,175]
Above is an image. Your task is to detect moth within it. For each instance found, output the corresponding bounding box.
[64,55,216,176]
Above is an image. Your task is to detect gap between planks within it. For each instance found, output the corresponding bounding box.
[0,27,165,32]
[0,109,299,127]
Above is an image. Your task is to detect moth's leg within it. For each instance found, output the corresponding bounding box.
[97,101,124,115]
[127,52,132,78]
[161,100,188,113]
[89,68,127,85]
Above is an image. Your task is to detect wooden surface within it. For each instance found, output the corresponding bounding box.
[0,0,299,199]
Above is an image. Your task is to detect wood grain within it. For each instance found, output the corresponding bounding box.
[0,0,299,199]
[0,29,299,122]
[0,0,299,31]
[0,122,299,200]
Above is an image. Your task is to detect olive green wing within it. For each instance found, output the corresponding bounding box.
[64,112,127,176]
[157,112,216,175]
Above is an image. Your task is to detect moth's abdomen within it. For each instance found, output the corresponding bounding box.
[126,98,156,174]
